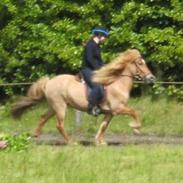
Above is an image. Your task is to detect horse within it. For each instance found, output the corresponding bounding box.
[12,49,155,145]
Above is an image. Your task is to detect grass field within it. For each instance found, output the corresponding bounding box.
[0,96,183,137]
[1,96,183,183]
[1,145,183,183]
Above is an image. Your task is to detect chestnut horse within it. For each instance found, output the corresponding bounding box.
[12,49,155,145]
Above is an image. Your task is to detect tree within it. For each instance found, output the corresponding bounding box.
[0,0,183,99]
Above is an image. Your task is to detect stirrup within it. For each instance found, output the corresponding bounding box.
[93,106,101,116]
[88,106,101,116]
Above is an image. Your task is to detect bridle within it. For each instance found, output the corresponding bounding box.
[120,57,150,81]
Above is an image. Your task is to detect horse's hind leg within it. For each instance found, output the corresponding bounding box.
[95,114,113,145]
[34,109,54,137]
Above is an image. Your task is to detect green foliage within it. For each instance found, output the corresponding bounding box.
[0,132,30,151]
[0,0,183,99]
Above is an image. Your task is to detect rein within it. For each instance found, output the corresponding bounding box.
[119,60,148,81]
[119,74,143,83]
[120,74,134,78]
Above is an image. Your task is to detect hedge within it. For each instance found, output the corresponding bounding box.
[0,0,183,99]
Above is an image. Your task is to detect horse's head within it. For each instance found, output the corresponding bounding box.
[93,49,155,85]
[128,50,155,84]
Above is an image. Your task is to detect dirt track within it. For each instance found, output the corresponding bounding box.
[33,133,183,146]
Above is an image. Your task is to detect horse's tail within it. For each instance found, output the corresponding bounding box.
[12,77,49,119]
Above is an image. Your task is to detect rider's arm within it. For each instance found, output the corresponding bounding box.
[84,41,103,70]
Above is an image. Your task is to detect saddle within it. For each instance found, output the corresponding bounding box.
[75,73,106,103]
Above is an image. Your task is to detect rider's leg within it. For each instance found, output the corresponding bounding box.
[88,84,103,116]
[81,68,103,116]
[81,68,93,87]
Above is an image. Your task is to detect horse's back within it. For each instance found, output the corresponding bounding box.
[45,74,76,94]
[44,74,88,110]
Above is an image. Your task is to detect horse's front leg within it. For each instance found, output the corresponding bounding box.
[56,109,71,144]
[52,102,72,144]
[114,105,141,134]
[95,114,113,145]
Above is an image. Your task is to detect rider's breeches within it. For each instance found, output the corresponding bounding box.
[81,67,103,106]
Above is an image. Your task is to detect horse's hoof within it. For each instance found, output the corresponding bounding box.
[100,141,107,146]
[133,128,141,135]
[32,133,40,138]
[73,142,79,146]
[68,141,79,146]
[129,122,141,129]
[95,140,108,146]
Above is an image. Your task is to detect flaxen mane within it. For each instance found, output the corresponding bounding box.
[93,49,141,85]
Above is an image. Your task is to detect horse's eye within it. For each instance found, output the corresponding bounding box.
[138,61,143,65]
[141,59,146,64]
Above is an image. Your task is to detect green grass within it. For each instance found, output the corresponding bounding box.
[0,96,183,137]
[1,97,183,183]
[1,145,183,183]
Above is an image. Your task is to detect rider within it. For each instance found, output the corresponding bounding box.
[81,27,109,116]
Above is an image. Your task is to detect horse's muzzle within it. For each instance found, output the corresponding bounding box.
[144,74,156,84]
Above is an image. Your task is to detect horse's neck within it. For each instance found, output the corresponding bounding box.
[111,69,133,94]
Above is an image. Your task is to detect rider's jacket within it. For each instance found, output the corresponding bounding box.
[82,39,104,71]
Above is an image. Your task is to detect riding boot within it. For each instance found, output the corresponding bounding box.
[87,94,101,116]
[87,103,101,116]
[87,104,101,116]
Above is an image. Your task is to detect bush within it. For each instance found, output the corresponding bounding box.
[0,0,183,99]
[0,132,31,151]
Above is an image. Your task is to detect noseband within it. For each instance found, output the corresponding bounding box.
[120,58,150,81]
[134,57,153,80]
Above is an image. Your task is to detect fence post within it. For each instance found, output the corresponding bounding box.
[75,110,82,127]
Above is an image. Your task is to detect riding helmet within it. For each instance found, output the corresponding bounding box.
[92,27,109,37]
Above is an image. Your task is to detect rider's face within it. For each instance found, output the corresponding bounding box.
[99,36,107,43]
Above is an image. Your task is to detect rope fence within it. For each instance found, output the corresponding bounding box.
[1,80,183,127]
[0,82,33,86]
[135,81,183,85]
[1,81,183,87]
